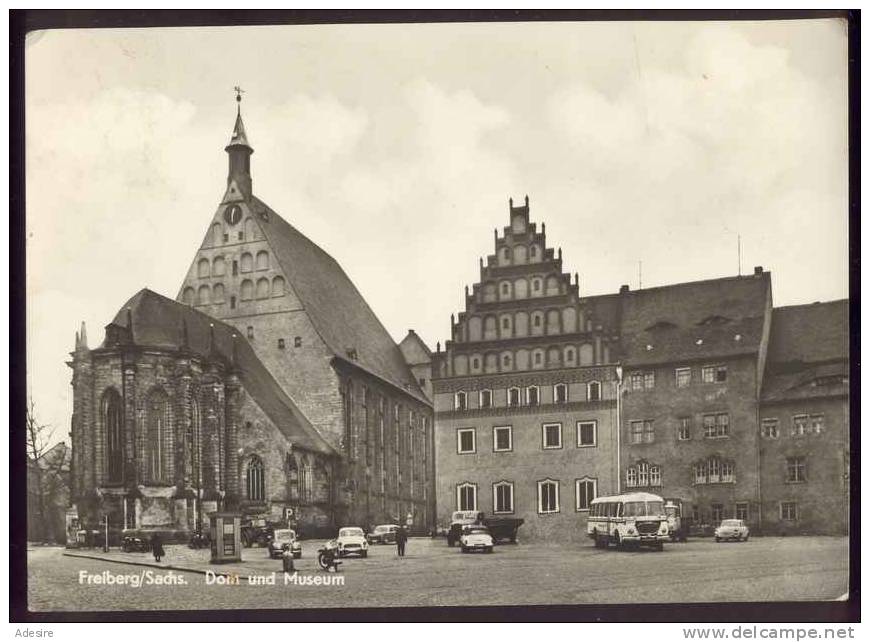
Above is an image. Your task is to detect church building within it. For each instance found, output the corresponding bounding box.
[69,100,435,539]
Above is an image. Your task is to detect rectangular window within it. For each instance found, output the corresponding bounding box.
[630,373,644,390]
[792,415,808,436]
[810,414,825,434]
[780,502,798,521]
[457,428,476,454]
[703,413,729,438]
[675,367,692,388]
[454,391,467,411]
[762,418,779,439]
[629,420,654,444]
[649,466,662,487]
[644,372,655,389]
[457,484,477,511]
[538,480,560,514]
[554,383,568,403]
[542,423,562,449]
[626,468,638,488]
[575,478,597,511]
[493,482,514,514]
[702,365,728,383]
[493,426,512,452]
[735,502,749,521]
[786,456,807,483]
[711,503,724,524]
[479,389,492,409]
[526,386,539,406]
[677,417,691,441]
[577,421,597,447]
[508,388,521,407]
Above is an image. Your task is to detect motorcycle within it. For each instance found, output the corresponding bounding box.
[188,529,211,550]
[121,534,150,553]
[316,539,342,572]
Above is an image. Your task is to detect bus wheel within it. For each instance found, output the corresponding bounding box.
[612,532,621,549]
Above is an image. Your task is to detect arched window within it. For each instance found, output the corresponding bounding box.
[197,284,210,305]
[271,276,285,297]
[625,461,662,488]
[197,258,210,278]
[240,279,254,301]
[101,389,123,483]
[454,391,467,410]
[181,286,195,305]
[212,283,225,304]
[256,277,270,299]
[246,455,265,501]
[526,385,539,405]
[554,383,568,403]
[256,250,269,271]
[240,252,253,273]
[693,457,735,485]
[456,482,477,511]
[500,281,511,299]
[537,479,560,514]
[212,256,226,277]
[145,389,171,483]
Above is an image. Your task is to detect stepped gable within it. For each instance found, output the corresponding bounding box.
[246,196,428,403]
[762,300,849,403]
[448,197,620,350]
[615,271,771,367]
[102,288,336,455]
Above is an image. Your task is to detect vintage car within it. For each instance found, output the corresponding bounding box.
[267,528,302,559]
[460,525,494,554]
[447,510,523,546]
[336,526,369,558]
[714,519,750,542]
[366,524,399,544]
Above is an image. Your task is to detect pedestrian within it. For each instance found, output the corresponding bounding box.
[396,525,408,557]
[281,544,295,574]
[151,533,165,563]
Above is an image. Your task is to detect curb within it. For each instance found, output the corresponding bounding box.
[62,550,250,578]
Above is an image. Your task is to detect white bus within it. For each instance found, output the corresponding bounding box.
[587,492,670,550]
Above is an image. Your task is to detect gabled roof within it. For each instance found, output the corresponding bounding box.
[248,196,429,404]
[611,273,771,366]
[102,289,335,456]
[762,300,849,403]
[399,330,433,366]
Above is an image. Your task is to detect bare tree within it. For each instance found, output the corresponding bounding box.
[26,399,67,542]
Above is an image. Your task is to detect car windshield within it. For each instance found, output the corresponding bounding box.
[374,526,387,533]
[623,501,665,517]
[273,529,295,541]
[721,520,741,527]
[339,528,364,537]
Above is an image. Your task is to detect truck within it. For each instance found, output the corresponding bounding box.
[446,510,524,547]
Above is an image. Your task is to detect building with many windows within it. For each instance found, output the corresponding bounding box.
[431,198,622,541]
[69,103,435,539]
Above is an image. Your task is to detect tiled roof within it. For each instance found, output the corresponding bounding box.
[249,196,429,404]
[103,289,335,456]
[604,273,771,366]
[762,300,849,403]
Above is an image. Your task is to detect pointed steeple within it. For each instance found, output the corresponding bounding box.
[224,88,254,198]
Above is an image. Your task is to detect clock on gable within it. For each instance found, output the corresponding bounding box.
[224,204,242,225]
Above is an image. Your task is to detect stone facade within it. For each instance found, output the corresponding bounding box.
[432,198,621,541]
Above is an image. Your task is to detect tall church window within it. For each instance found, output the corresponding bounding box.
[186,396,202,491]
[181,287,195,305]
[240,279,254,301]
[197,258,210,278]
[256,277,270,299]
[246,455,265,501]
[145,389,171,483]
[212,256,226,276]
[101,389,123,483]
[256,251,269,271]
[272,276,285,297]
[197,285,210,305]
[240,252,253,273]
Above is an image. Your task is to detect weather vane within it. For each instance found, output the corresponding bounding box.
[234,85,245,103]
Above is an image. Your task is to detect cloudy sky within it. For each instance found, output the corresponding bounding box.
[26,19,849,440]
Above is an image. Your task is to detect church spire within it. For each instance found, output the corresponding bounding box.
[225,87,254,198]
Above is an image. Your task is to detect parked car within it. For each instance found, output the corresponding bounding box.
[268,528,302,559]
[120,530,150,553]
[714,519,750,542]
[336,527,369,558]
[367,524,399,544]
[447,510,523,546]
[460,525,494,554]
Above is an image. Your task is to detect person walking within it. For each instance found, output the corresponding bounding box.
[151,533,165,563]
[396,525,408,557]
[281,544,296,574]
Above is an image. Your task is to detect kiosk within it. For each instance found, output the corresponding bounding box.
[209,511,242,564]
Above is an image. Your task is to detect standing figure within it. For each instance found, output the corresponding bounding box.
[396,525,408,557]
[152,533,165,563]
[282,544,296,574]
